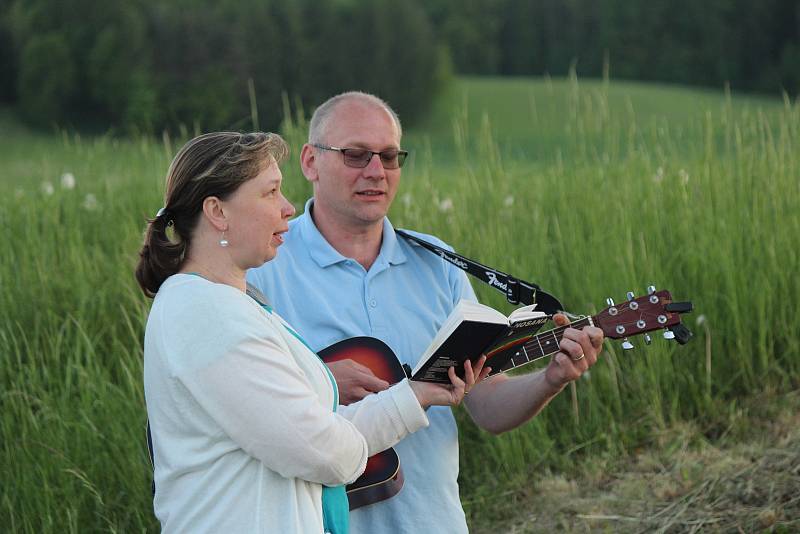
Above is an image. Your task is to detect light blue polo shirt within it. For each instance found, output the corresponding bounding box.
[247,198,476,534]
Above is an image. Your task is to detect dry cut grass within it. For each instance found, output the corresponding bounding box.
[473,391,800,533]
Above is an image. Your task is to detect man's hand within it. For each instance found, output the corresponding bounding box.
[543,313,604,391]
[327,359,391,405]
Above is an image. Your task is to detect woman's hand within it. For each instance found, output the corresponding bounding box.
[409,356,492,408]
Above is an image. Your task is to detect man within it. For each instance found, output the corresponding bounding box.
[247,91,604,533]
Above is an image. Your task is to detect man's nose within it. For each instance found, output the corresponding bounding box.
[362,152,386,178]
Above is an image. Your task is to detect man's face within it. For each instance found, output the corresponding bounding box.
[305,100,402,230]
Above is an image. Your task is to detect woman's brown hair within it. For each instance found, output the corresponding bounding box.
[135,132,288,297]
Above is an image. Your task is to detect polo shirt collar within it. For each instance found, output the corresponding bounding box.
[298,198,407,269]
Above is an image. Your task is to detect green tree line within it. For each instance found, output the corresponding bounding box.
[0,0,445,132]
[1,0,798,133]
[423,0,800,94]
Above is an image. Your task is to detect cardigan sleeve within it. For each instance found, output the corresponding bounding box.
[162,286,369,487]
[336,379,429,455]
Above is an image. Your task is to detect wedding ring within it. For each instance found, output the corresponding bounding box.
[571,353,585,361]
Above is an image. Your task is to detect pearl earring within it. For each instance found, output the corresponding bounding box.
[219,230,229,248]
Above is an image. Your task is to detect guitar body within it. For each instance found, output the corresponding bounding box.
[318,337,409,510]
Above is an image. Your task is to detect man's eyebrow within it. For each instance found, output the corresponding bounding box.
[346,143,400,150]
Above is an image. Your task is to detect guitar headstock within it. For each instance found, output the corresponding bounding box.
[593,286,693,348]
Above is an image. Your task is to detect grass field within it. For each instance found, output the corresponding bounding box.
[1,76,799,532]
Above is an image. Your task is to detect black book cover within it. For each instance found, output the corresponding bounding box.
[411,320,509,383]
[411,316,551,384]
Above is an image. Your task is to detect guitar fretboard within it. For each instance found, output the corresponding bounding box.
[499,316,594,372]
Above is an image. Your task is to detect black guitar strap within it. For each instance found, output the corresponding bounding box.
[245,282,271,307]
[396,229,565,315]
[146,422,155,495]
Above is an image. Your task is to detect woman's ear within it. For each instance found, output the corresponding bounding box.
[201,196,228,231]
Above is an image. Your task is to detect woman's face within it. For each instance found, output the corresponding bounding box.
[222,161,296,269]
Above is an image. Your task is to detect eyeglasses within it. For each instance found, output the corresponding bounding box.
[312,144,408,169]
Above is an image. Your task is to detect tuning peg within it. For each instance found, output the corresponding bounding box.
[671,324,694,345]
[627,291,640,310]
[663,330,676,340]
[644,333,652,345]
[665,301,694,314]
[606,297,615,306]
[647,285,656,294]
[621,338,634,350]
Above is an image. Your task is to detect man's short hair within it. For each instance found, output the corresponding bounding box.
[308,91,403,144]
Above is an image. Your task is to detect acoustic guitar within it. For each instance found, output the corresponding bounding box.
[319,287,693,510]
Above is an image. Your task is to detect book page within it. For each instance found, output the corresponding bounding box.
[507,303,547,324]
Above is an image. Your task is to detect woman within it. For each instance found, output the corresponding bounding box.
[135,132,488,533]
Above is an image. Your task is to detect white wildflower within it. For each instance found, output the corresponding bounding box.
[401,192,413,208]
[438,198,453,212]
[503,195,514,207]
[60,172,76,190]
[82,193,99,211]
[652,167,664,183]
[695,314,706,326]
[679,169,690,185]
[41,181,54,195]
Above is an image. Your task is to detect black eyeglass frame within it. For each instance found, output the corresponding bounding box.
[312,144,409,169]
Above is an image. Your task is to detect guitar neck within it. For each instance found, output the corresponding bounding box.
[498,316,594,373]
[495,288,692,373]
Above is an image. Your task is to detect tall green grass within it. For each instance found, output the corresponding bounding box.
[1,77,798,531]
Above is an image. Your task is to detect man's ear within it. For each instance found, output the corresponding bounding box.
[300,144,319,183]
[201,196,228,231]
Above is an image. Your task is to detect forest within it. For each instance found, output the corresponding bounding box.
[1,0,798,133]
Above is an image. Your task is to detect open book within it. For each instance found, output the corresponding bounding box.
[411,300,550,384]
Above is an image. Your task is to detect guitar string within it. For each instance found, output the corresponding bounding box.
[519,301,665,363]
[522,318,592,360]
[504,298,666,371]
[500,317,592,371]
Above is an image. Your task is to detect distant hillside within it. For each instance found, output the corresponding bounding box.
[409,76,785,164]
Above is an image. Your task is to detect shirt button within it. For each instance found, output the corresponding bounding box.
[370,299,377,308]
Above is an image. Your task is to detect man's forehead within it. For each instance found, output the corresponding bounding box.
[325,101,400,142]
